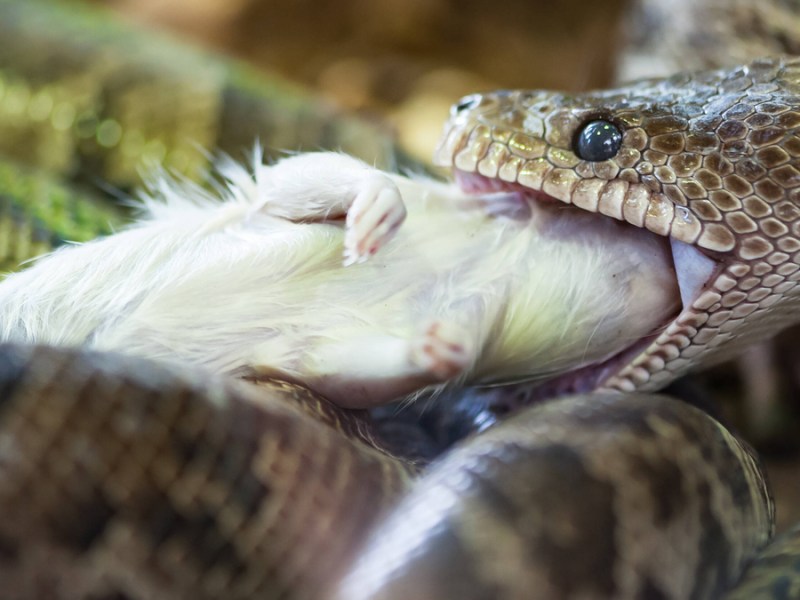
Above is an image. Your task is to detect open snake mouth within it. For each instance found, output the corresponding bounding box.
[453,169,723,398]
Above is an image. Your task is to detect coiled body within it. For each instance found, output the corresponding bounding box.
[0,345,775,600]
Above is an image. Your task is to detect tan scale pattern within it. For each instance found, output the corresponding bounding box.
[338,393,773,600]
[728,522,800,598]
[0,3,790,598]
[434,56,800,393]
[0,346,775,600]
[0,345,412,600]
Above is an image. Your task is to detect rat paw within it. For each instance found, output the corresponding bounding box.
[343,175,406,266]
[409,321,474,381]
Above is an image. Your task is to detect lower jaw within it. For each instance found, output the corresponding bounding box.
[507,334,662,403]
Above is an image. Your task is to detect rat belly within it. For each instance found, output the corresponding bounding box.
[215,185,680,405]
[471,199,680,387]
[0,169,681,408]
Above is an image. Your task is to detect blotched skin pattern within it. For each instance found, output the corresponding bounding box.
[620,0,800,81]
[0,3,795,597]
[0,345,412,600]
[0,345,775,600]
[0,0,396,189]
[339,393,773,600]
[728,522,800,599]
[435,56,800,395]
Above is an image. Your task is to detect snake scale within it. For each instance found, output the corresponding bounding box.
[1,0,800,598]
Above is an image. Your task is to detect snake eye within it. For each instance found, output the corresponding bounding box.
[574,119,623,161]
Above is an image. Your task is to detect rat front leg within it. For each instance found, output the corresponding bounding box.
[251,319,476,408]
[256,152,407,264]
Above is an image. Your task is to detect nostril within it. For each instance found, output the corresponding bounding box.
[453,94,481,115]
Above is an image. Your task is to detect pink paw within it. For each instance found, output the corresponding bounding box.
[343,175,406,266]
[410,321,473,381]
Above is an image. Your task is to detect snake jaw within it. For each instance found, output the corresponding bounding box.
[436,118,709,251]
[449,169,728,396]
[436,57,800,397]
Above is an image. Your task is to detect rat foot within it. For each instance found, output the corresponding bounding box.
[343,175,406,266]
[410,321,474,380]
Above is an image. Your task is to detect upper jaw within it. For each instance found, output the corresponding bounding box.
[434,119,731,254]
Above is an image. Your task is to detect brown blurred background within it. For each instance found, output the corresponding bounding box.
[88,0,629,163]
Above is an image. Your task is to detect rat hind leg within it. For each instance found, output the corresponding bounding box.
[250,320,476,408]
[409,321,475,380]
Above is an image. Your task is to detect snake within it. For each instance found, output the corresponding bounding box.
[1,0,800,599]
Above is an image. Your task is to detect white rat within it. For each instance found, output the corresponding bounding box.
[0,152,678,407]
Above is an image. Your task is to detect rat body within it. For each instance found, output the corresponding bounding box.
[0,152,678,407]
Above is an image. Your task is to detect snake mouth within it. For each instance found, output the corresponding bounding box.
[453,169,722,397]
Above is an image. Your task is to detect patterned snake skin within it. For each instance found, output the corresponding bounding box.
[0,344,775,600]
[435,55,800,396]
[1,1,800,599]
[430,54,800,599]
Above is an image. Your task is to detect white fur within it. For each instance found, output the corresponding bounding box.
[0,152,677,407]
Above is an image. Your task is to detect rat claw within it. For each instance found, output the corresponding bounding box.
[343,176,406,265]
[410,321,474,380]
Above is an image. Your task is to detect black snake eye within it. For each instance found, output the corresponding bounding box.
[574,120,623,161]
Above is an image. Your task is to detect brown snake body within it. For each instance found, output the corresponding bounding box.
[0,345,412,600]
[2,9,800,600]
[0,345,775,599]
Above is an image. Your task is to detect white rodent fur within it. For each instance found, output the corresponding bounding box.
[0,152,677,407]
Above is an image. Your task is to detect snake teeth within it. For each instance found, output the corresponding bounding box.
[670,239,719,311]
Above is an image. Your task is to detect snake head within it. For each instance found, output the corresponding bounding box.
[435,56,800,394]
